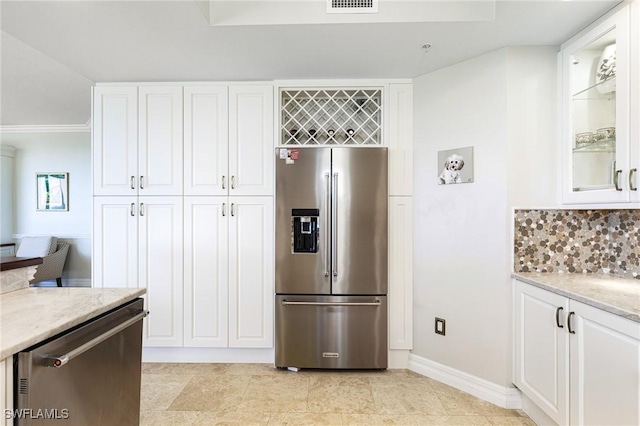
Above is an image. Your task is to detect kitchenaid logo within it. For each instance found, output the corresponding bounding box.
[322,352,339,358]
[5,408,69,420]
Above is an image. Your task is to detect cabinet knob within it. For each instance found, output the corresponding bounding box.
[231,176,235,190]
[139,203,144,216]
[630,169,637,191]
[222,175,226,190]
[231,203,235,217]
[140,176,145,190]
[222,203,226,217]
[131,176,136,190]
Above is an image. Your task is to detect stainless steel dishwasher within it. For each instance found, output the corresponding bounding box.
[15,298,147,425]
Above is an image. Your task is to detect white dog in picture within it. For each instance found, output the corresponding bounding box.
[439,154,465,184]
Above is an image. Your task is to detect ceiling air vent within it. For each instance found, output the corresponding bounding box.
[327,0,378,14]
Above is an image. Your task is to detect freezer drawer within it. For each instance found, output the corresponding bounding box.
[275,295,387,369]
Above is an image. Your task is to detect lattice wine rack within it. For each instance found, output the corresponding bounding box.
[280,89,382,145]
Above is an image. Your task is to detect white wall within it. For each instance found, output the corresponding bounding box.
[1,146,15,245]
[0,132,92,284]
[412,47,558,388]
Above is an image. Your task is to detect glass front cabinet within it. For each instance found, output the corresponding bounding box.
[561,4,635,204]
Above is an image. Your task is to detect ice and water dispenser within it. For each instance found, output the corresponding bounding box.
[291,209,319,253]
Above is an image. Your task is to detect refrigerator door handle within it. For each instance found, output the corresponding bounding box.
[332,172,338,277]
[324,172,331,277]
[281,300,381,307]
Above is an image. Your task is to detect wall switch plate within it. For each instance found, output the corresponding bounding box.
[435,317,446,336]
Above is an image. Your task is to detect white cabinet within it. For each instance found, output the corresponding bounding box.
[93,86,183,196]
[184,197,274,349]
[388,84,413,196]
[93,197,184,347]
[388,196,413,350]
[228,86,274,196]
[184,85,274,196]
[560,4,638,204]
[514,280,640,425]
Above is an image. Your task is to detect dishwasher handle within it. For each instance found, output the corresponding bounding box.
[45,309,149,368]
[281,300,381,307]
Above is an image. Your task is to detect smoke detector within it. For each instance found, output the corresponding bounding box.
[326,0,378,14]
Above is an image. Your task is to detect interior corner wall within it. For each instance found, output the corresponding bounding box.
[1,147,15,244]
[412,48,511,387]
[0,132,92,283]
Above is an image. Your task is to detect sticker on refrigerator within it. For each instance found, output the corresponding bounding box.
[280,148,300,164]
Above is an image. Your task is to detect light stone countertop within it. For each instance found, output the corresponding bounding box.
[513,272,640,323]
[0,287,146,360]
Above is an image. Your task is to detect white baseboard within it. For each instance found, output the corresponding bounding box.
[142,347,275,364]
[408,353,522,410]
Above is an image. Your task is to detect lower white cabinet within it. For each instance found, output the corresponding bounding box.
[184,196,274,349]
[514,280,640,426]
[93,196,184,347]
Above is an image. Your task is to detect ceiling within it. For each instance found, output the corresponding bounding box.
[0,0,621,127]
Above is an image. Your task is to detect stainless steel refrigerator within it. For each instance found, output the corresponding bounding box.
[275,147,388,369]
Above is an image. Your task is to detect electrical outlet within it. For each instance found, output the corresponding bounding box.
[435,317,446,336]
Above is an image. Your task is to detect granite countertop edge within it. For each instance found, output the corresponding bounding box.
[0,287,146,360]
[512,272,640,324]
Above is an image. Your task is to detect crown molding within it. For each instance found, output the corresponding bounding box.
[0,120,91,134]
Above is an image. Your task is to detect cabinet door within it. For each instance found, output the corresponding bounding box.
[513,281,570,425]
[388,196,413,350]
[561,7,630,203]
[228,197,274,348]
[228,85,274,196]
[139,196,183,347]
[92,87,138,196]
[569,300,640,426]
[184,197,229,347]
[138,86,183,196]
[184,86,229,196]
[92,197,138,289]
[388,84,414,196]
[630,0,640,202]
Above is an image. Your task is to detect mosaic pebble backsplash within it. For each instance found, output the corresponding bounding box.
[514,209,640,279]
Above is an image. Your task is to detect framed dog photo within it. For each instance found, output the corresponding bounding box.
[437,146,474,185]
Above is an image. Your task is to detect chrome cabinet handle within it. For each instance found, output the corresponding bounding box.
[222,175,226,190]
[140,176,145,190]
[282,300,381,307]
[222,203,226,217]
[332,172,338,277]
[614,170,622,191]
[231,175,235,189]
[555,307,564,328]
[130,203,135,217]
[231,203,235,217]
[139,203,144,216]
[630,168,637,191]
[131,176,135,190]
[324,172,330,278]
[44,310,149,368]
[567,312,576,334]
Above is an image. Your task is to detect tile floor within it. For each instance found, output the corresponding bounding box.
[140,363,535,425]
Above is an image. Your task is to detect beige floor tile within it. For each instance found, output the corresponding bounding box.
[428,379,519,417]
[309,374,371,388]
[343,414,492,425]
[268,412,343,425]
[194,411,272,425]
[169,374,251,412]
[307,383,377,414]
[140,410,199,425]
[238,374,311,413]
[487,417,538,425]
[140,374,194,411]
[225,363,280,375]
[371,382,448,416]
[143,362,231,375]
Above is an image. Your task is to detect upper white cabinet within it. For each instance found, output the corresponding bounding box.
[388,84,413,196]
[138,87,184,196]
[92,87,138,196]
[93,86,183,196]
[228,86,274,196]
[561,4,637,204]
[514,280,640,425]
[184,85,274,196]
[184,86,229,196]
